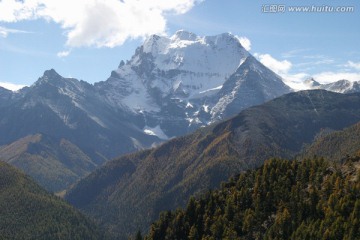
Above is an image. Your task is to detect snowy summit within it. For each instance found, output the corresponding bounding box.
[95,30,290,137]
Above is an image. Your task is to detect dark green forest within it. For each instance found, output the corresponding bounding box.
[144,157,360,240]
[0,161,102,240]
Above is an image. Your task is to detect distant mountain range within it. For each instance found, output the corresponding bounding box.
[1,32,359,193]
[0,31,292,192]
[65,90,360,239]
[303,78,360,93]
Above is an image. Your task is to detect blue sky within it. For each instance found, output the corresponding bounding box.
[0,0,359,90]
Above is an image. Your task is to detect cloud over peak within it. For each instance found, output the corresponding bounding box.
[254,53,292,75]
[235,36,251,51]
[0,0,202,48]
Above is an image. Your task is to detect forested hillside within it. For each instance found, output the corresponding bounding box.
[145,157,360,240]
[65,90,360,239]
[0,133,97,192]
[0,161,102,240]
[304,121,360,162]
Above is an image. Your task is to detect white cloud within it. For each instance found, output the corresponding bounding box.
[57,50,71,58]
[0,0,202,48]
[346,61,360,70]
[236,36,251,51]
[313,72,360,84]
[0,26,30,38]
[255,53,292,75]
[254,53,360,91]
[254,53,310,90]
[0,0,39,22]
[0,82,27,91]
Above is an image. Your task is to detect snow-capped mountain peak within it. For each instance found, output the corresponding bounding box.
[96,31,291,137]
[140,31,248,74]
[317,79,360,93]
[171,29,199,41]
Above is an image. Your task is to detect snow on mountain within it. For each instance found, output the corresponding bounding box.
[96,30,291,138]
[97,30,250,112]
[99,65,160,113]
[143,125,169,140]
[319,79,360,93]
[211,55,291,120]
[143,30,247,75]
[295,77,360,94]
[150,31,249,98]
